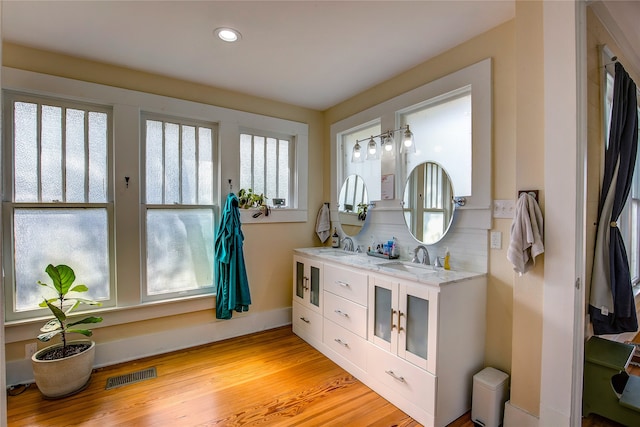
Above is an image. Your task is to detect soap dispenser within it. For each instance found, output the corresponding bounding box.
[331,228,340,248]
[444,247,451,270]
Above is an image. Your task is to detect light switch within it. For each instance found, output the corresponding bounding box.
[490,231,502,249]
[493,200,516,218]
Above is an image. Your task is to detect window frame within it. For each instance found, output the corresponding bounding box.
[2,66,309,336]
[141,112,218,302]
[330,59,492,216]
[239,127,296,208]
[2,91,116,321]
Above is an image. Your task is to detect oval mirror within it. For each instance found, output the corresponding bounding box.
[403,162,455,245]
[338,174,369,237]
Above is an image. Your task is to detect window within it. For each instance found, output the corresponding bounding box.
[143,114,216,300]
[401,87,472,197]
[3,67,308,327]
[3,92,113,320]
[240,131,293,207]
[331,58,491,216]
[339,121,382,201]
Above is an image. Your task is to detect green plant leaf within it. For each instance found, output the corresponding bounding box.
[45,299,67,323]
[40,319,62,332]
[44,264,76,295]
[69,284,88,293]
[67,316,103,327]
[64,300,81,315]
[38,297,59,308]
[70,297,103,307]
[66,329,93,337]
[37,330,62,342]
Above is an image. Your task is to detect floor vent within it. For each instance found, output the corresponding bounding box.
[105,367,157,390]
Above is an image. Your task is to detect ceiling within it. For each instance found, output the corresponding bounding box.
[1,1,515,110]
[2,1,638,111]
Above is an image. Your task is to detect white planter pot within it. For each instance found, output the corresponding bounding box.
[31,339,96,399]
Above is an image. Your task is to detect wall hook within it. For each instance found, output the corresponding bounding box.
[125,176,130,188]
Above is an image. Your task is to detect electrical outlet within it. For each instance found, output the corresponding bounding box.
[25,343,37,359]
[490,231,502,249]
[493,200,516,218]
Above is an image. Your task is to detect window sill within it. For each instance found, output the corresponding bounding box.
[4,293,216,344]
[239,208,307,224]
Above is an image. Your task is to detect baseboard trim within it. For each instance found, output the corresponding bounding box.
[6,307,291,386]
[504,400,539,427]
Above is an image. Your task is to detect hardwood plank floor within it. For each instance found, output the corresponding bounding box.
[8,326,446,426]
[6,326,631,427]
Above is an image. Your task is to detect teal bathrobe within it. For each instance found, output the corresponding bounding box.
[215,193,251,319]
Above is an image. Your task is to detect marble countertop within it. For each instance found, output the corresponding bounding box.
[294,247,485,286]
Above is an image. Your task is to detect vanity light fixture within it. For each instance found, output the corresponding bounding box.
[383,131,394,152]
[365,136,380,160]
[214,27,242,42]
[401,124,416,154]
[351,140,364,163]
[351,125,414,162]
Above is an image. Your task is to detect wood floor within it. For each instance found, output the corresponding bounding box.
[4,326,635,427]
[8,326,472,427]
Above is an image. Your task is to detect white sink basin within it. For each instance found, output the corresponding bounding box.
[379,261,436,274]
[317,248,358,257]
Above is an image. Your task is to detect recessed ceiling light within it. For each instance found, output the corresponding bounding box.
[214,27,241,43]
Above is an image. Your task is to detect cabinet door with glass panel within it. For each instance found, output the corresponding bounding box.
[293,256,323,313]
[368,275,439,374]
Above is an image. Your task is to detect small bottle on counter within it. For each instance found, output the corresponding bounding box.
[331,228,340,248]
[444,247,451,270]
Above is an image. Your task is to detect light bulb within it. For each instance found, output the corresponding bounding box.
[368,138,377,155]
[351,141,363,163]
[366,137,379,160]
[383,133,394,151]
[401,125,415,154]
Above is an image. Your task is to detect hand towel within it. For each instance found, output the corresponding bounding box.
[507,193,544,275]
[315,204,331,243]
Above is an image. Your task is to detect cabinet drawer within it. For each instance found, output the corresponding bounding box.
[367,342,436,415]
[324,263,368,305]
[324,318,367,369]
[323,291,367,338]
[292,301,322,343]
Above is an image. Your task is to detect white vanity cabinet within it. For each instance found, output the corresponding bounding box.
[322,263,369,372]
[292,255,323,347]
[367,272,486,427]
[291,249,486,427]
[368,275,438,373]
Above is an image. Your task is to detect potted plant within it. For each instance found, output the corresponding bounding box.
[31,264,103,399]
[238,188,270,217]
[237,188,268,209]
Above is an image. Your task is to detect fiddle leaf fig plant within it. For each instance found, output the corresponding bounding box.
[37,264,103,358]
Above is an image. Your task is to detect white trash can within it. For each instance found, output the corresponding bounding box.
[472,367,510,427]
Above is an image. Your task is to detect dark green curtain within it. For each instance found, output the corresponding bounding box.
[590,62,639,335]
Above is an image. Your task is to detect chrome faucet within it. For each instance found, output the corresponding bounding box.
[342,237,355,252]
[412,245,431,265]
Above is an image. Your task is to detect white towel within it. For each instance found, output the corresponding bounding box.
[507,193,544,275]
[315,204,331,243]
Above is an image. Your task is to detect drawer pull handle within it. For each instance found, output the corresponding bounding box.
[398,310,404,332]
[299,317,310,324]
[334,338,349,347]
[391,309,397,331]
[335,280,350,287]
[334,309,349,318]
[385,370,406,382]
